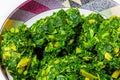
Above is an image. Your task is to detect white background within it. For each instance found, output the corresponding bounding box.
[0,0,25,80]
[0,0,26,30]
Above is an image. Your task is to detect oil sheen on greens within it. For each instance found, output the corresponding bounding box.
[1,8,120,80]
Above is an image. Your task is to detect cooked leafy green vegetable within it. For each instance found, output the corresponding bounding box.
[78,13,104,49]
[30,8,83,57]
[36,55,81,80]
[1,8,120,80]
[1,24,38,79]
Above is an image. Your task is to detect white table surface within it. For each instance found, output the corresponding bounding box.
[0,1,26,80]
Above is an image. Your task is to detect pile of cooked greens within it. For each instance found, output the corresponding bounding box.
[1,8,120,80]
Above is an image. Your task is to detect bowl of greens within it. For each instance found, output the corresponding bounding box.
[1,0,120,80]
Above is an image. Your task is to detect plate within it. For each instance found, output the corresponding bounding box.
[0,0,93,80]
